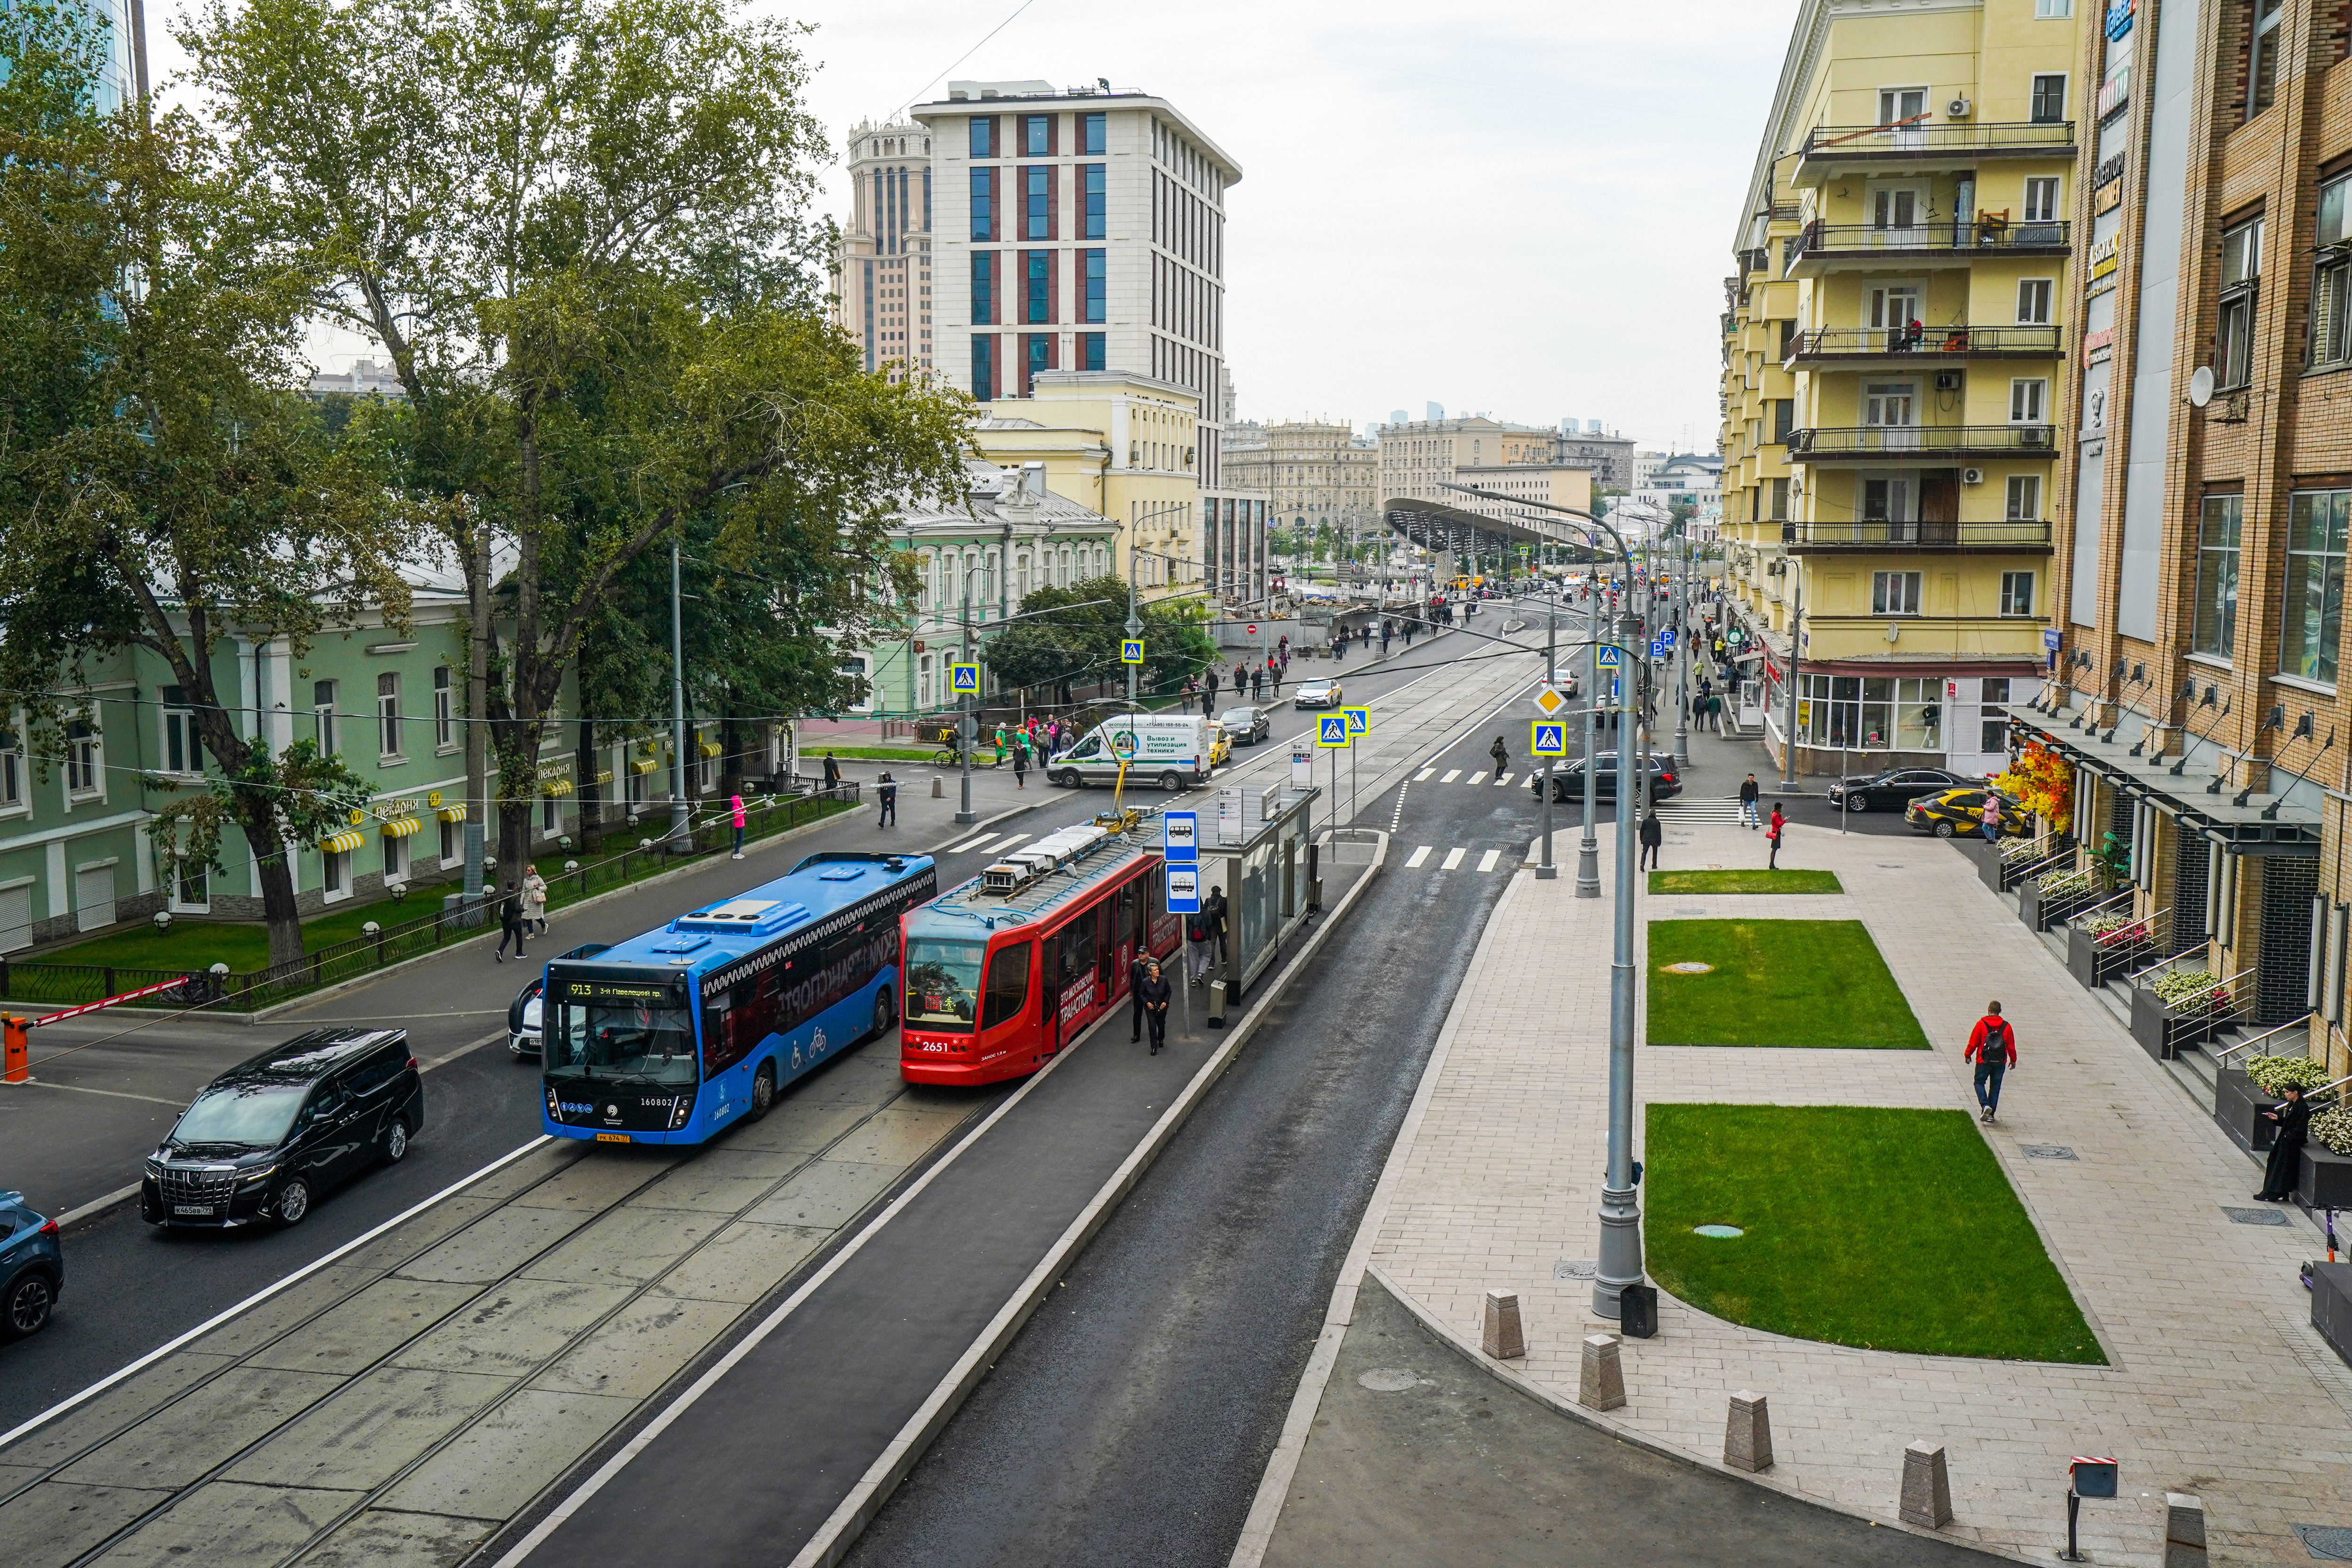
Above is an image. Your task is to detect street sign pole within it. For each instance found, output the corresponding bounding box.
[1596,614,1645,1321]
[1577,637,1605,899]
[1539,590,1557,880]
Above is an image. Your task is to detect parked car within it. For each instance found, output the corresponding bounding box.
[1825,766,1979,814]
[1529,752,1683,803]
[1293,679,1343,710]
[1216,704,1271,746]
[141,1027,423,1229]
[0,1192,62,1342]
[510,942,614,1059]
[1905,787,2028,840]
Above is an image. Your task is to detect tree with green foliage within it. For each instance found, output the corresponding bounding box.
[985,576,1216,709]
[0,2,418,968]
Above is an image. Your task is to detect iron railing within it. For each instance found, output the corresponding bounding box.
[1798,120,2077,159]
[1787,220,2070,269]
[1788,424,2058,458]
[1782,517,2053,549]
[2212,1012,2314,1065]
[1787,324,2062,359]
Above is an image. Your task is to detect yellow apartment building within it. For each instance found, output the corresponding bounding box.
[1723,0,2082,778]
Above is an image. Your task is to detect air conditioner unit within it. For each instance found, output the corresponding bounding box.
[1962,467,1985,485]
[1947,97,1973,118]
[1934,371,1963,391]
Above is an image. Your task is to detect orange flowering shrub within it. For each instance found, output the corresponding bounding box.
[1990,741,2071,835]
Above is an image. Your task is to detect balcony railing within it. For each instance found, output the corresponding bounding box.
[1798,120,2077,160]
[1780,518,2054,550]
[1788,325,2062,361]
[1788,220,2070,269]
[1788,424,2058,458]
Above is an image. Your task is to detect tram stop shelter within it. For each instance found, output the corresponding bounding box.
[1187,779,1321,1003]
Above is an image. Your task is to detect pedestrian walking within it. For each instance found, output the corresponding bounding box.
[1140,960,1173,1055]
[1202,884,1229,966]
[1638,809,1663,871]
[1186,905,1214,984]
[522,867,550,935]
[1205,668,1220,711]
[1012,744,1028,789]
[1979,793,2004,841]
[1333,636,1346,663]
[1489,734,1509,780]
[822,751,842,792]
[1739,772,1761,828]
[1381,623,1391,655]
[494,882,526,963]
[1766,802,1785,869]
[2257,1082,2313,1200]
[876,771,898,828]
[1964,1002,2017,1123]
[993,724,1008,768]
[729,793,747,859]
[1130,948,1153,1043]
[1252,666,1266,700]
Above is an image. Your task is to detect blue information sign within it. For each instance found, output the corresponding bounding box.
[1162,810,1198,863]
[1530,722,1567,758]
[1166,864,1201,915]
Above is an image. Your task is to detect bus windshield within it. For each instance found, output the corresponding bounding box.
[904,936,985,1033]
[546,984,699,1085]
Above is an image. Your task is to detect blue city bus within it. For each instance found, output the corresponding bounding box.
[539,852,937,1145]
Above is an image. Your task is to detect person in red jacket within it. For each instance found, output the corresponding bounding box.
[1965,1001,2018,1123]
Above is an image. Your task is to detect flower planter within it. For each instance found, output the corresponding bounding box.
[2066,925,2101,988]
[2130,985,2176,1061]
[2312,1262,2352,1370]
[2017,879,2042,931]
[2299,1145,2352,1210]
[2214,1067,2282,1155]
[1973,839,2007,894]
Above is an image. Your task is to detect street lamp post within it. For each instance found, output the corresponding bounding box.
[1779,564,1804,792]
[956,569,978,825]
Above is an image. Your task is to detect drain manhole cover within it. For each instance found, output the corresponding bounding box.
[2296,1524,2352,1560]
[1358,1368,1422,1393]
[2224,1206,2291,1226]
[1554,1258,1597,1280]
[1663,962,1715,974]
[2019,1145,2078,1160]
[1694,1224,1745,1238]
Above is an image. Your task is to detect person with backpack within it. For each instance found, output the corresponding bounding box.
[1638,809,1664,871]
[1489,734,1509,780]
[1186,905,1214,984]
[1202,884,1229,967]
[1766,802,1786,868]
[822,752,842,791]
[1965,1002,2018,1123]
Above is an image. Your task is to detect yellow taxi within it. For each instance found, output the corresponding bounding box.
[1905,786,2028,840]
[1206,722,1233,768]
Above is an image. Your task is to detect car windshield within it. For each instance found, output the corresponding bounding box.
[545,984,698,1084]
[171,1082,308,1148]
[905,936,985,1033]
[1216,708,1255,726]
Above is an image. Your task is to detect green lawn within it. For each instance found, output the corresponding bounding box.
[1645,1104,2105,1362]
[1646,919,1929,1048]
[1647,869,1843,896]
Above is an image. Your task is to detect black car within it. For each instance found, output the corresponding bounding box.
[1530,752,1682,803]
[510,943,614,1059]
[1214,705,1271,746]
[1824,766,1980,814]
[0,1191,62,1341]
[142,1027,423,1229]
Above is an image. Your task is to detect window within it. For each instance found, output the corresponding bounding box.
[65,722,99,794]
[1025,250,1051,323]
[1080,112,1105,155]
[2009,378,2048,423]
[1083,248,1106,323]
[2016,278,2053,325]
[979,941,1034,1030]
[2007,474,2042,519]
[377,673,401,756]
[1023,165,1051,240]
[323,844,346,897]
[542,793,558,834]
[2193,493,2242,657]
[971,251,995,324]
[1771,399,1793,443]
[312,679,337,754]
[384,829,405,883]
[968,116,996,158]
[433,666,454,749]
[2281,488,2349,685]
[2030,73,2067,123]
[2217,217,2263,388]
[2248,0,2284,121]
[2023,179,2060,224]
[969,167,994,241]
[2000,571,2036,616]
[439,816,458,863]
[1022,113,1051,156]
[2034,0,2073,16]
[1872,571,1923,615]
[0,728,17,807]
[161,685,199,775]
[1023,332,1052,393]
[2313,175,2352,367]
[971,334,996,400]
[1769,477,1789,520]
[1082,165,1106,239]
[1081,332,1105,371]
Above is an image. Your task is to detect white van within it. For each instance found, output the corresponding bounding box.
[1047,713,1214,791]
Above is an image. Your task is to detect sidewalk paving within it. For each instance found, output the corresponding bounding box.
[1319,815,2352,1567]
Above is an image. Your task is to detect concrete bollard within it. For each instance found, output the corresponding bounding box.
[1898,1441,1952,1528]
[1723,1389,1773,1472]
[1481,1289,1526,1360]
[930,774,944,798]
[1578,1333,1625,1410]
[2163,1494,2206,1568]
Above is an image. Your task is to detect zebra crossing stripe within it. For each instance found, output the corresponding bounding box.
[1406,845,1432,868]
[1441,848,1465,870]
[1440,770,1461,783]
[1414,768,1436,782]
[992,834,1031,852]
[1494,774,1513,787]
[946,833,1000,854]
[1477,849,1501,872]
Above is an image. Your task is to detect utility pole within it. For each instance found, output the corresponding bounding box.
[464,517,490,908]
[1579,626,1600,898]
[1672,519,1691,770]
[1538,587,1558,880]
[1597,591,1644,1321]
[670,540,688,843]
[957,569,977,825]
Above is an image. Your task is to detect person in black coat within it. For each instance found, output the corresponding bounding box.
[1201,884,1229,966]
[822,752,842,790]
[1138,960,1174,1055]
[1638,810,1664,871]
[2257,1083,2313,1201]
[1130,950,1154,1042]
[494,883,526,962]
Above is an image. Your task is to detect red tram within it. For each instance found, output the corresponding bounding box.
[898,827,1182,1085]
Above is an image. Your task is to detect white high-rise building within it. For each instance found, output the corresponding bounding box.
[834,119,934,384]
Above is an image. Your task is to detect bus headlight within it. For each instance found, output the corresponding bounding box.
[669,1096,693,1129]
[544,1085,561,1119]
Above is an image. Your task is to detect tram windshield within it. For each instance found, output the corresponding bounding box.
[904,936,986,1032]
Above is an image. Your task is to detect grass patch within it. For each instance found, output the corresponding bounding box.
[1648,869,1843,896]
[1646,919,1928,1048]
[1645,1104,2105,1362]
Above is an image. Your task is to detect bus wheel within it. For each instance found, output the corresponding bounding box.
[747,1062,777,1122]
[874,986,896,1036]
[1158,772,1183,793]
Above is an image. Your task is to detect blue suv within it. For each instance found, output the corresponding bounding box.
[0,1192,63,1341]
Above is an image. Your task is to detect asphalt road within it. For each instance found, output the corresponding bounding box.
[841,648,1545,1568]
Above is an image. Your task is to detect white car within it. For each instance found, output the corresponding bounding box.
[1293,679,1342,710]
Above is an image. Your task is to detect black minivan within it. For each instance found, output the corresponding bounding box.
[141,1027,424,1229]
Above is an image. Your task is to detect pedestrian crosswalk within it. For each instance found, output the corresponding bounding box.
[944,830,1032,855]
[1440,770,1462,783]
[1657,797,1747,825]
[1398,844,1518,873]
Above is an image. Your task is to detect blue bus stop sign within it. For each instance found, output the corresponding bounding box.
[1166,864,1200,915]
[1162,810,1198,863]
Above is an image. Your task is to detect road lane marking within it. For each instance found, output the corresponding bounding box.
[1440,848,1465,870]
[990,834,1031,853]
[1440,771,1460,783]
[1405,846,1431,868]
[1,1079,185,1106]
[1413,769,1435,782]
[1494,774,1513,787]
[945,833,1000,854]
[1478,850,1501,872]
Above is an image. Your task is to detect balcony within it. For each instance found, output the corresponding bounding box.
[1787,425,2058,462]
[1787,325,2062,365]
[1780,518,2054,553]
[1784,220,2069,277]
[1792,120,2076,186]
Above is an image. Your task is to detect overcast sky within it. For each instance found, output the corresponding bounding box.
[158,0,1800,454]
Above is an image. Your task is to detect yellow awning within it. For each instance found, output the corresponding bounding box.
[541,779,574,797]
[699,741,723,758]
[594,769,614,785]
[629,756,660,774]
[321,830,366,855]
[435,804,467,823]
[381,816,423,839]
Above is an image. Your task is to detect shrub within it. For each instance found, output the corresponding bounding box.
[2039,867,2095,899]
[2311,1105,2352,1158]
[2151,969,2230,1010]
[2245,1054,2330,1095]
[2083,912,2149,947]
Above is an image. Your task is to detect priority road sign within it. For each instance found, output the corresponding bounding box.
[1531,721,1567,758]
[1316,714,1350,748]
[1342,706,1368,736]
[1533,684,1567,717]
[948,662,979,693]
[1597,645,1623,668]
[1166,864,1201,914]
[1120,639,1144,664]
[1162,810,1198,862]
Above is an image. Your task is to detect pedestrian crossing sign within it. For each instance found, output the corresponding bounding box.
[1596,645,1623,668]
[1533,684,1566,717]
[1531,721,1567,758]
[1316,715,1350,748]
[1343,706,1368,736]
[1120,639,1144,664]
[949,662,979,693]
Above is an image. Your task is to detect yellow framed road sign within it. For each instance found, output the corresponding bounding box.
[1531,721,1568,758]
[1315,714,1350,748]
